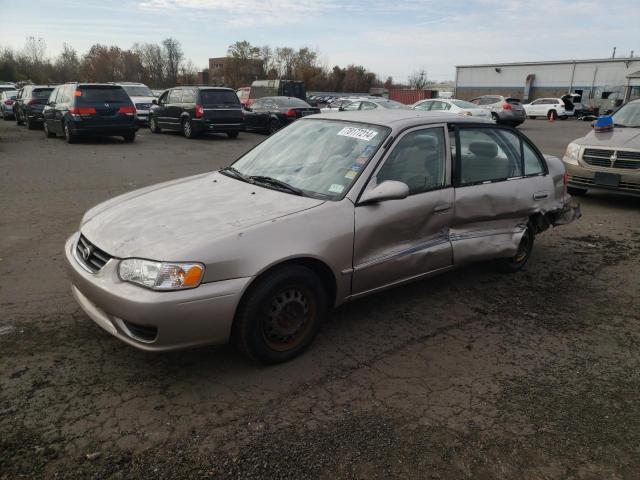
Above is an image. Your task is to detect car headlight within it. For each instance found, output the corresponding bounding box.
[118,259,204,290]
[564,142,581,164]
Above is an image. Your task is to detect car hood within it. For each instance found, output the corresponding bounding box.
[573,128,640,148]
[80,172,325,260]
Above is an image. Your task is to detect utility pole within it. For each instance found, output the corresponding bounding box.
[612,46,616,59]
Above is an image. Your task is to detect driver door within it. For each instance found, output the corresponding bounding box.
[352,125,454,295]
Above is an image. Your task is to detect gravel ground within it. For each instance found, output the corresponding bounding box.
[1,118,639,479]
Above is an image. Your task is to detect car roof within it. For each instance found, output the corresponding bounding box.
[309,109,492,129]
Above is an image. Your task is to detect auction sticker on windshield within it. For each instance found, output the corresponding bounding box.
[337,127,378,141]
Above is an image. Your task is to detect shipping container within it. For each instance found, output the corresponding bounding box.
[388,89,436,105]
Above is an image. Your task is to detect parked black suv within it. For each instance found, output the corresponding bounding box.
[14,85,55,129]
[149,87,244,139]
[42,83,138,143]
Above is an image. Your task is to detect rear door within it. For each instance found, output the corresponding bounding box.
[165,89,183,127]
[352,125,454,295]
[450,125,550,264]
[198,89,243,125]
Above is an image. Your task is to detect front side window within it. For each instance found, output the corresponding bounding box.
[229,119,390,199]
[456,128,524,185]
[360,101,377,110]
[343,101,360,111]
[377,128,447,195]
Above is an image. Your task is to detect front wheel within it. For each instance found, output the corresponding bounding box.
[25,115,35,130]
[268,118,280,134]
[497,226,534,273]
[149,116,161,133]
[232,265,327,364]
[490,112,499,124]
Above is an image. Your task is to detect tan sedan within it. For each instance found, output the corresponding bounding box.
[65,110,579,363]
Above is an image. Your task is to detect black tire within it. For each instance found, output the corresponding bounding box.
[149,116,161,133]
[123,132,136,143]
[547,110,557,121]
[43,121,55,138]
[232,265,327,364]
[490,112,500,124]
[226,131,239,139]
[15,110,23,126]
[568,186,587,196]
[25,114,36,130]
[497,225,534,273]
[182,117,196,139]
[268,118,280,134]
[64,121,76,144]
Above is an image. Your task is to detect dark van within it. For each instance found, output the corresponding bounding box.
[43,83,138,143]
[14,85,55,129]
[148,87,244,139]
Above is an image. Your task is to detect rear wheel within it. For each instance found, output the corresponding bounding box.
[123,132,136,143]
[182,118,196,139]
[232,265,327,364]
[64,121,76,144]
[567,186,587,196]
[226,131,239,139]
[497,225,534,273]
[43,121,55,138]
[547,110,558,121]
[149,116,161,133]
[268,118,280,134]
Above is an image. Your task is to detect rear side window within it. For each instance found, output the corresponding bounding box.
[76,86,129,104]
[199,90,240,105]
[456,128,523,185]
[523,141,544,175]
[181,89,196,103]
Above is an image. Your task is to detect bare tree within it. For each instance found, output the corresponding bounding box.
[162,38,184,86]
[408,69,428,90]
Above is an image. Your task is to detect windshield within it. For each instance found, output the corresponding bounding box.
[377,100,407,109]
[273,97,310,108]
[122,85,152,97]
[612,102,640,127]
[228,119,390,199]
[451,99,478,109]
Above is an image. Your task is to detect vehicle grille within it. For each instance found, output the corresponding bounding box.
[75,235,111,273]
[135,103,152,110]
[570,175,640,192]
[582,148,640,170]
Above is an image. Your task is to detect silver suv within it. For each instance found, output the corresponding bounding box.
[470,95,526,127]
[116,82,155,126]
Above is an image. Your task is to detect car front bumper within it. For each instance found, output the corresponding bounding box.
[563,157,640,196]
[64,233,251,351]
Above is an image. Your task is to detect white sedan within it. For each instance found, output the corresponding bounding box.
[411,99,491,119]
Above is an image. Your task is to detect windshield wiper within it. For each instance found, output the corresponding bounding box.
[250,176,303,196]
[219,166,253,184]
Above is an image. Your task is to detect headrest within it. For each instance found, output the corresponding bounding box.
[469,141,498,157]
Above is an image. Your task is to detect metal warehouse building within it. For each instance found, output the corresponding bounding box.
[454,57,640,107]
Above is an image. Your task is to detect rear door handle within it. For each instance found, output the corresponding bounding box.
[533,191,549,200]
[433,204,451,214]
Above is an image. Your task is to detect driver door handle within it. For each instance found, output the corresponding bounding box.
[533,191,549,200]
[433,204,451,214]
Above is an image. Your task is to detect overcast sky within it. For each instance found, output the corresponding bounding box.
[1,0,638,82]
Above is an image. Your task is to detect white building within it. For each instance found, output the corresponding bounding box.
[455,57,640,108]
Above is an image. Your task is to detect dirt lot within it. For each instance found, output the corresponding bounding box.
[1,118,639,479]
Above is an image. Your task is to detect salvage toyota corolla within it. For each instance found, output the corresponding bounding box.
[65,110,580,364]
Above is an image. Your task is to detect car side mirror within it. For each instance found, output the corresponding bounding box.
[152,99,158,105]
[359,180,409,205]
